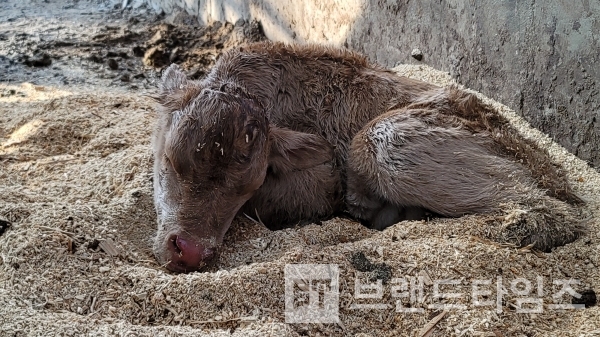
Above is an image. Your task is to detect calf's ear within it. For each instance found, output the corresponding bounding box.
[153,64,202,112]
[268,126,333,173]
[160,64,188,93]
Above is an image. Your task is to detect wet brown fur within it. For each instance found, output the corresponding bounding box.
[152,42,585,271]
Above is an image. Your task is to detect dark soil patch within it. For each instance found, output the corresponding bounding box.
[349,251,393,284]
[0,7,265,86]
[0,219,10,236]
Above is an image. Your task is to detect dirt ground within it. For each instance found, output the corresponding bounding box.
[1,1,599,336]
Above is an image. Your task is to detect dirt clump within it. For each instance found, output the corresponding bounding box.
[0,1,264,87]
[140,20,264,74]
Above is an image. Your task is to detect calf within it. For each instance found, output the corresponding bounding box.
[152,42,583,272]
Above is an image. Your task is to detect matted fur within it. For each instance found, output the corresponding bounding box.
[153,42,586,272]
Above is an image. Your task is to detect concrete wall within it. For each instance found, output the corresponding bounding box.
[142,0,600,168]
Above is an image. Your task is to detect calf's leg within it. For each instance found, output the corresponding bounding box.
[242,163,342,230]
[346,103,585,251]
[347,108,528,220]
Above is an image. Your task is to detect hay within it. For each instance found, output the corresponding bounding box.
[1,2,599,337]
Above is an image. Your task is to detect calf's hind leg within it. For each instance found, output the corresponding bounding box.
[346,107,530,229]
[346,167,427,230]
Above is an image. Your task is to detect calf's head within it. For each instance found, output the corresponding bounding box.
[152,65,332,272]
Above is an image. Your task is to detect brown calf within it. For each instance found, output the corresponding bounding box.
[152,42,584,272]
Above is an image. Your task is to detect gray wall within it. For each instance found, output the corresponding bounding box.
[142,0,600,168]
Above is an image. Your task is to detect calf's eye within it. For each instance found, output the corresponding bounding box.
[245,123,259,144]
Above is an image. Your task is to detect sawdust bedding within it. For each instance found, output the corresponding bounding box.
[1,1,599,336]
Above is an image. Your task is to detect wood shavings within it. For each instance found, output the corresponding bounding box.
[99,239,121,257]
[418,310,447,337]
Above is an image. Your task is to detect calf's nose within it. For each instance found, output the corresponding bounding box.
[166,235,215,272]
